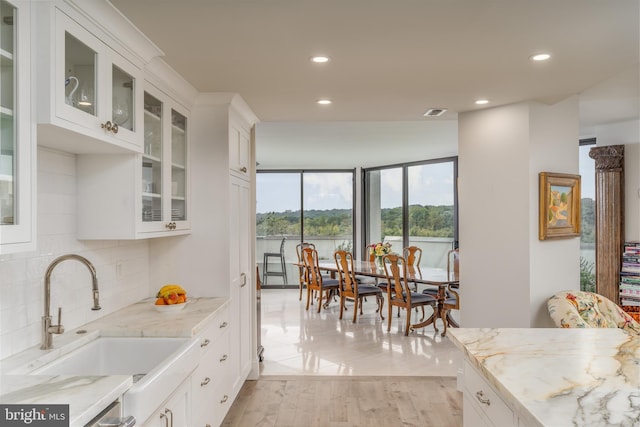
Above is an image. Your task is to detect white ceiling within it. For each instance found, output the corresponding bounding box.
[110,0,639,167]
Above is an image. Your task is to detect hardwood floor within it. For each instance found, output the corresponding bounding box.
[222,376,462,427]
[221,289,463,426]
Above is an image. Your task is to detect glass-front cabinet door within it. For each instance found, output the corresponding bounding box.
[142,92,163,227]
[171,109,187,224]
[139,87,189,234]
[64,32,96,117]
[1,0,34,253]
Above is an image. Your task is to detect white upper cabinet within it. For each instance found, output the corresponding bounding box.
[33,2,159,154]
[0,0,35,254]
[229,115,251,180]
[76,83,190,240]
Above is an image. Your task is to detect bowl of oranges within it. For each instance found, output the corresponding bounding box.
[154,284,188,312]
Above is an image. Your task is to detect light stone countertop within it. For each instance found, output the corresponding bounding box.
[0,297,229,426]
[447,328,640,427]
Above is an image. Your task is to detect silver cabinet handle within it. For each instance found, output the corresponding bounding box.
[201,377,210,387]
[220,354,228,362]
[164,408,173,427]
[475,390,491,406]
[220,321,228,328]
[220,395,229,404]
[240,272,247,287]
[200,339,210,348]
[159,413,168,427]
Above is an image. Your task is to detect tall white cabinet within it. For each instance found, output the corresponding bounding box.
[229,168,253,391]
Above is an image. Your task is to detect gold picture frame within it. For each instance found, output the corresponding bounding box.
[539,172,581,240]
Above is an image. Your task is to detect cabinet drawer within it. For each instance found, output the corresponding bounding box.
[197,307,231,358]
[193,332,231,397]
[463,361,515,427]
[192,332,232,427]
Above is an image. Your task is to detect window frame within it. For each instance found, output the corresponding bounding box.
[362,156,459,257]
[256,168,357,255]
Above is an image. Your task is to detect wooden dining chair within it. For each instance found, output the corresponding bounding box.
[403,246,423,292]
[301,247,340,313]
[382,253,438,335]
[440,248,460,336]
[296,242,316,301]
[448,248,460,281]
[334,250,384,322]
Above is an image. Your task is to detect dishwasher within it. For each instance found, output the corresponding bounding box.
[85,401,135,427]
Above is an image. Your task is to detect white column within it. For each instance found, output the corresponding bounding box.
[458,98,580,328]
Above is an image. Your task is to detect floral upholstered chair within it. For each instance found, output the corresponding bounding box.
[547,290,640,335]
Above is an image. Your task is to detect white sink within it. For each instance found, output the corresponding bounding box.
[32,337,191,376]
[32,336,200,423]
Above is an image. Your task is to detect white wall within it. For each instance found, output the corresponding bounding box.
[529,98,580,327]
[0,148,150,359]
[458,103,532,328]
[458,98,580,328]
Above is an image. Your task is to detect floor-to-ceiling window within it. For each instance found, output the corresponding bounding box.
[579,139,596,292]
[257,170,354,287]
[365,157,457,269]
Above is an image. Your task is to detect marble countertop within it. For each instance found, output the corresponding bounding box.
[447,328,640,427]
[0,297,229,426]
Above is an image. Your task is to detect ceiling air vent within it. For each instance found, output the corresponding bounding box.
[423,108,447,117]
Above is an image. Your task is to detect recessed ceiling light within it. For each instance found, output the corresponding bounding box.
[311,56,330,63]
[475,99,489,105]
[530,53,551,61]
[317,99,332,105]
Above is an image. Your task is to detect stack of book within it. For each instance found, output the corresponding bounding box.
[620,242,640,316]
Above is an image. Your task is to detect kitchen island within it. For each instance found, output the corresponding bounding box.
[447,328,639,427]
[0,297,229,426]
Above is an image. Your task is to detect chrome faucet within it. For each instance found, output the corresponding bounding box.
[41,254,101,350]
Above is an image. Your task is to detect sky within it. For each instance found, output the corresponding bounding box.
[579,145,595,199]
[256,162,455,214]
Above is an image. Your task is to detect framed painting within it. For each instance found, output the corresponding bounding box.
[539,172,581,240]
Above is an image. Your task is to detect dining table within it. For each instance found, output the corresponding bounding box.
[315,259,459,332]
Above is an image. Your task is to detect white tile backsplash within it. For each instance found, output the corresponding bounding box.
[0,148,150,360]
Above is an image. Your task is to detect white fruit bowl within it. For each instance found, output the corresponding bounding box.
[153,301,187,313]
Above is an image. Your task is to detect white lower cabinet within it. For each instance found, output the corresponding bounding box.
[139,305,233,427]
[191,305,233,427]
[143,377,191,427]
[462,361,518,427]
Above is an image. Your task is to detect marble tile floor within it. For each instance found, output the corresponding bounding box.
[259,289,463,377]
